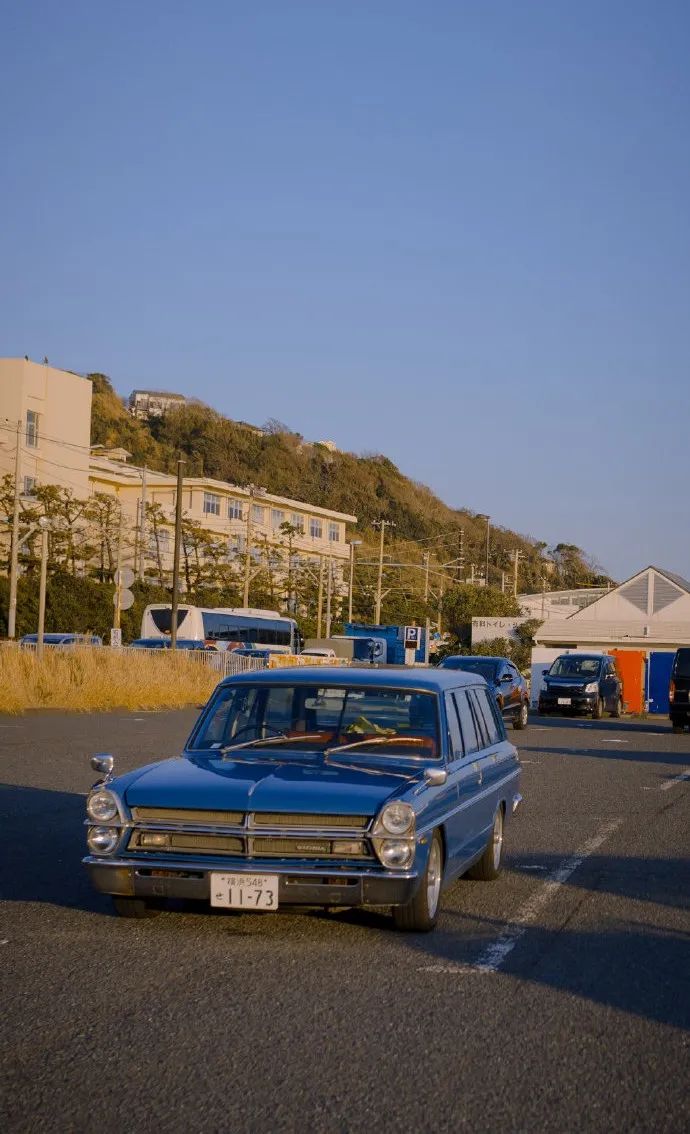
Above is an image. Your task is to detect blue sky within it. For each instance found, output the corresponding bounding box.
[2,0,689,581]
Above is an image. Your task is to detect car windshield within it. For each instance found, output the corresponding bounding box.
[549,657,601,677]
[189,683,440,760]
[442,658,498,682]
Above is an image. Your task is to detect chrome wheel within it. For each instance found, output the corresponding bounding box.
[491,809,504,872]
[426,837,442,918]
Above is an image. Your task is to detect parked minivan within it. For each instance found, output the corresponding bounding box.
[538,653,622,719]
[669,648,690,733]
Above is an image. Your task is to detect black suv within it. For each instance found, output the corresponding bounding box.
[438,655,529,729]
[538,653,622,719]
[669,648,690,733]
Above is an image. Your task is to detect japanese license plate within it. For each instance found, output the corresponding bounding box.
[557,697,572,705]
[211,873,279,910]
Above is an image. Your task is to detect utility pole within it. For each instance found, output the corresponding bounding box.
[138,466,148,581]
[423,551,431,664]
[242,484,266,608]
[7,419,22,639]
[170,458,185,649]
[373,519,395,624]
[511,549,522,597]
[325,555,333,637]
[316,554,325,638]
[347,540,362,624]
[36,521,50,661]
[501,571,506,594]
[113,506,124,634]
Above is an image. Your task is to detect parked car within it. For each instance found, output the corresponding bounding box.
[83,667,522,933]
[129,638,212,651]
[669,647,690,733]
[300,647,338,658]
[437,655,529,729]
[20,633,103,647]
[538,653,622,719]
[229,647,273,660]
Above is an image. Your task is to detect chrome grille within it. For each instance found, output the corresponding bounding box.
[252,813,369,829]
[131,807,244,825]
[253,837,370,858]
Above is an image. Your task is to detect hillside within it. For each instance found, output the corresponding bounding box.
[89,374,610,597]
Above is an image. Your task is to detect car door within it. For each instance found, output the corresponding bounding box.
[442,691,483,871]
[503,663,522,719]
[467,685,514,845]
[601,659,618,710]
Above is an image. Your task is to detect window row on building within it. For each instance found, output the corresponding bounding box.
[201,492,343,541]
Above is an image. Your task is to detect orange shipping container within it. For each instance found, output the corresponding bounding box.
[609,649,646,714]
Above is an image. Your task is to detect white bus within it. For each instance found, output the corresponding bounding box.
[141,605,301,653]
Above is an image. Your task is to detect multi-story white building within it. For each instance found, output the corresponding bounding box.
[0,358,93,499]
[128,390,188,419]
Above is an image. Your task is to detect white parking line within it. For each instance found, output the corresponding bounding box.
[419,817,622,977]
[659,769,690,792]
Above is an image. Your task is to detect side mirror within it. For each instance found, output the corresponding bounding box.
[91,754,114,775]
[424,767,448,787]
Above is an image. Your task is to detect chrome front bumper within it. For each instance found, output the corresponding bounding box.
[83,854,423,907]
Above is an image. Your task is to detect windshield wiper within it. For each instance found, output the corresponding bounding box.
[220,733,324,756]
[324,736,407,757]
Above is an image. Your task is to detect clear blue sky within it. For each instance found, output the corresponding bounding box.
[2,0,689,582]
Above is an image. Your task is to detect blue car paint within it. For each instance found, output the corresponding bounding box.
[85,665,521,915]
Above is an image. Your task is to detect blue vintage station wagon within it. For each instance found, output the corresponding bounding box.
[83,668,522,932]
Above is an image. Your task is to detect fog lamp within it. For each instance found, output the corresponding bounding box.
[87,826,119,855]
[139,832,171,848]
[331,840,365,856]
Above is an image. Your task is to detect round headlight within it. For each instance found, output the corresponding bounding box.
[378,840,415,869]
[87,826,120,855]
[380,802,415,836]
[87,790,119,822]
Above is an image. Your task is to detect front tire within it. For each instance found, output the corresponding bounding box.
[392,830,443,933]
[513,701,529,730]
[111,896,160,919]
[610,696,622,718]
[592,697,604,720]
[467,806,504,881]
[672,723,684,734]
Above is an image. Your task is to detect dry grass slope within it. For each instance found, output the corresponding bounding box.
[0,648,219,713]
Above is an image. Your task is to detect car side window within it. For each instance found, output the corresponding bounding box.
[470,687,503,746]
[453,690,481,756]
[444,693,464,760]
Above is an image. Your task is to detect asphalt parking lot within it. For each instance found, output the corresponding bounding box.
[1,709,688,1133]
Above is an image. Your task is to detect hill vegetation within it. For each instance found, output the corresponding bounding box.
[90,374,609,588]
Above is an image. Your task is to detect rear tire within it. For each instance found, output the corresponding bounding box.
[392,830,443,933]
[467,807,504,881]
[513,702,529,730]
[592,697,604,720]
[111,896,160,919]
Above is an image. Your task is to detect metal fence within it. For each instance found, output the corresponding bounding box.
[0,641,267,677]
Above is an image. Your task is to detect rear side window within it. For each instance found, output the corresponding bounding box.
[470,687,504,746]
[444,694,464,759]
[673,649,690,678]
[453,690,481,756]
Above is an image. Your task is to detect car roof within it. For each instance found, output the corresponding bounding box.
[219,665,485,691]
[443,655,506,664]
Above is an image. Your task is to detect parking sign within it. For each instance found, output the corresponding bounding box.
[403,626,421,650]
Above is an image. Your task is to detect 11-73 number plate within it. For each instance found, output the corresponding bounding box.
[211,873,279,910]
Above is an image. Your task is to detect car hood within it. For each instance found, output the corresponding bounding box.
[122,753,418,817]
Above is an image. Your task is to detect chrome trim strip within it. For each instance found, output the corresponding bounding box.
[82,854,417,880]
[416,768,520,837]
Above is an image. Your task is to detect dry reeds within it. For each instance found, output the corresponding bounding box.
[0,646,220,714]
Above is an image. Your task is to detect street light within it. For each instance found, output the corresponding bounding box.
[348,540,362,623]
[477,514,491,587]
